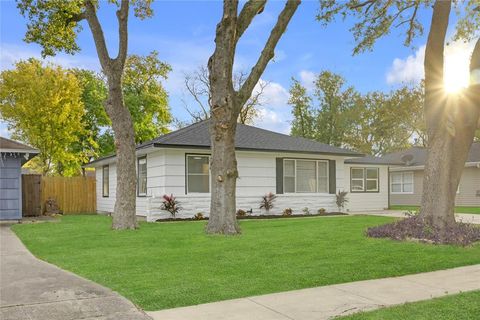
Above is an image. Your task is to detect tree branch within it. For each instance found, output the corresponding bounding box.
[236,0,267,41]
[84,0,112,73]
[115,0,129,68]
[237,0,300,108]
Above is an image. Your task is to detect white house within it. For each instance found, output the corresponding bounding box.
[86,121,394,221]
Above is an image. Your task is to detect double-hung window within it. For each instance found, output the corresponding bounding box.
[137,157,147,196]
[187,155,210,193]
[390,172,413,194]
[102,165,109,197]
[283,159,329,193]
[350,167,379,192]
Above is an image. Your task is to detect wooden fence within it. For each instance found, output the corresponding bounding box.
[23,175,96,215]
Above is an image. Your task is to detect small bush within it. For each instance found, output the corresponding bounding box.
[160,194,181,218]
[259,192,277,213]
[317,208,326,215]
[194,212,204,220]
[336,191,349,212]
[302,207,311,215]
[404,209,419,217]
[282,208,293,216]
[236,209,247,217]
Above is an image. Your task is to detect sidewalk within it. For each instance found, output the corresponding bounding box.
[349,210,480,225]
[0,224,151,320]
[147,264,480,320]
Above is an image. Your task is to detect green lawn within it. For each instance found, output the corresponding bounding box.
[12,215,480,311]
[390,205,480,214]
[338,290,480,319]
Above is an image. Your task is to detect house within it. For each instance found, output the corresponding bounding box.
[0,137,39,220]
[86,121,396,220]
[382,143,480,207]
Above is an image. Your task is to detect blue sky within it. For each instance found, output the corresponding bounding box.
[0,0,467,137]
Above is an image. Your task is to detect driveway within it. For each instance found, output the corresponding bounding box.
[0,224,151,320]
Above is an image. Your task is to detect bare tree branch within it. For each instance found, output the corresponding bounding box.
[115,0,129,68]
[84,0,112,73]
[237,0,300,108]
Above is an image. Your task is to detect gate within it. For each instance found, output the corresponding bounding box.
[22,174,42,216]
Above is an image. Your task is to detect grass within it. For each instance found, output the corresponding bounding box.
[338,290,480,319]
[390,205,480,214]
[12,215,480,311]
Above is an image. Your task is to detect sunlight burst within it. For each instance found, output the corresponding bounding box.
[443,43,471,93]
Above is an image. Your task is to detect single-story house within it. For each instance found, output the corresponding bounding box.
[0,137,39,220]
[86,121,397,220]
[382,143,480,207]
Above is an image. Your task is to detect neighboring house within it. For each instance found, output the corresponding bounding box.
[0,137,39,220]
[382,143,480,207]
[86,121,395,220]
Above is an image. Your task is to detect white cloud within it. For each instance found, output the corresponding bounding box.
[299,70,316,92]
[0,43,100,71]
[386,40,475,90]
[253,79,291,134]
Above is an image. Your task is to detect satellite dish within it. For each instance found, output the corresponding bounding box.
[401,154,414,165]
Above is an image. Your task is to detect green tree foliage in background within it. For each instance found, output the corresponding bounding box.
[288,70,424,155]
[0,59,86,176]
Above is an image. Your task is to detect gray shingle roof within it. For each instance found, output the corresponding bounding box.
[145,120,361,155]
[350,143,480,166]
[89,120,362,165]
[0,137,38,153]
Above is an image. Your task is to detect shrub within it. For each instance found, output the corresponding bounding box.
[236,209,247,217]
[302,207,311,215]
[259,192,277,213]
[335,191,349,212]
[317,208,326,215]
[194,212,204,220]
[282,208,293,216]
[404,209,419,217]
[160,194,181,218]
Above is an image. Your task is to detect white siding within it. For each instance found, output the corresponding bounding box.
[343,164,390,212]
[95,148,389,220]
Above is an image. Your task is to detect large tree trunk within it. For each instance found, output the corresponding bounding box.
[419,0,480,230]
[106,75,137,230]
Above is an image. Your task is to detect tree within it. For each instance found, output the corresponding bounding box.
[289,78,314,138]
[183,65,266,124]
[207,0,300,234]
[123,51,172,143]
[18,0,155,229]
[0,59,86,175]
[318,0,480,232]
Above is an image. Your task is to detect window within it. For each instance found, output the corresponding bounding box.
[283,159,329,193]
[350,167,379,192]
[102,165,109,197]
[137,157,147,196]
[390,172,413,194]
[187,155,210,193]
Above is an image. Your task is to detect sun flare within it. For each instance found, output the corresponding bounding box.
[443,43,471,94]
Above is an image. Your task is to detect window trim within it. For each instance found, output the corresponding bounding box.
[137,156,147,197]
[390,171,414,194]
[186,153,211,194]
[283,158,329,194]
[102,165,109,198]
[350,167,380,193]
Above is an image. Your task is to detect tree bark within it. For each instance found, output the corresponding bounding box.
[419,0,480,230]
[84,0,137,229]
[206,0,299,234]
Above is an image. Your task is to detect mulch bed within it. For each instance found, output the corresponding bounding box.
[155,212,347,222]
[367,215,480,246]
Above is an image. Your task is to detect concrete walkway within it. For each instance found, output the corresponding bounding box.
[349,210,480,225]
[148,265,480,320]
[0,224,151,320]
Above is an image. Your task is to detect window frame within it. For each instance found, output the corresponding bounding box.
[390,171,414,194]
[282,158,329,194]
[186,154,211,194]
[102,165,109,198]
[137,156,147,197]
[350,167,380,193]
